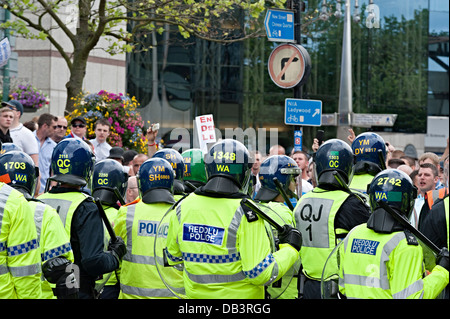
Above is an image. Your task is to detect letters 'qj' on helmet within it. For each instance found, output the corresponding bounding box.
[137,157,175,204]
[91,159,128,204]
[0,150,38,195]
[50,138,95,186]
[256,155,301,202]
[351,132,387,171]
[314,138,355,185]
[204,139,252,192]
[367,169,417,219]
[182,148,207,184]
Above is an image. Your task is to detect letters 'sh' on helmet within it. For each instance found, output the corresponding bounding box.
[314,138,355,185]
[367,169,417,219]
[204,139,252,192]
[152,149,184,180]
[351,132,387,169]
[0,150,38,196]
[50,138,95,187]
[256,155,301,202]
[137,157,175,204]
[91,159,128,204]
[181,148,207,184]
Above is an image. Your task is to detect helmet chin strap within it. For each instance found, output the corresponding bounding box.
[367,207,404,234]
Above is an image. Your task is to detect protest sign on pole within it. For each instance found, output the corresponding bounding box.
[195,114,216,153]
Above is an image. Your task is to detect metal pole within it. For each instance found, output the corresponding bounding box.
[336,0,353,142]
[293,0,302,147]
[1,9,10,100]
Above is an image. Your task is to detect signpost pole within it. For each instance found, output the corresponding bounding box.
[293,0,302,150]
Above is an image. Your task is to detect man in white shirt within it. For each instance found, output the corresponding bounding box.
[2,100,39,167]
[291,150,313,196]
[89,118,112,162]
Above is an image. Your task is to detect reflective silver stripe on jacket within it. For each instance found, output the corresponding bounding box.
[38,198,73,227]
[340,231,424,298]
[0,185,14,238]
[121,284,177,298]
[176,203,278,285]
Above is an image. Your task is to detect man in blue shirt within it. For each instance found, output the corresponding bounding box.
[34,113,58,194]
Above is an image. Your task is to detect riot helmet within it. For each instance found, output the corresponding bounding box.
[204,139,252,194]
[1,142,23,155]
[351,132,387,175]
[50,138,95,187]
[152,148,185,194]
[314,138,355,186]
[182,148,207,191]
[137,157,175,204]
[91,159,128,205]
[0,150,38,197]
[255,155,301,202]
[367,169,417,220]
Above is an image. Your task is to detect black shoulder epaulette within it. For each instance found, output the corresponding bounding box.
[404,229,418,246]
[241,204,259,223]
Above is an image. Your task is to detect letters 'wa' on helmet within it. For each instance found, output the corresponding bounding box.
[204,139,252,192]
[50,138,95,186]
[137,157,175,204]
[367,168,417,219]
[91,159,128,205]
[314,138,355,185]
[256,155,301,202]
[0,150,38,196]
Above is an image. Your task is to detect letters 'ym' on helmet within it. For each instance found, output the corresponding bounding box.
[50,138,95,186]
[368,169,417,219]
[137,157,175,204]
[181,148,207,184]
[152,149,184,180]
[91,159,128,204]
[314,138,355,184]
[0,150,38,195]
[204,139,252,190]
[351,132,386,168]
[256,155,301,202]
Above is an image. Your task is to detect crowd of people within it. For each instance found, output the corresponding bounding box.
[0,98,448,300]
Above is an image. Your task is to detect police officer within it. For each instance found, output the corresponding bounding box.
[152,149,186,201]
[165,139,302,299]
[0,146,42,298]
[350,132,387,196]
[114,157,182,299]
[255,155,302,299]
[91,158,128,299]
[294,138,370,299]
[0,150,76,299]
[181,148,207,193]
[337,169,449,299]
[38,138,126,299]
[422,155,449,298]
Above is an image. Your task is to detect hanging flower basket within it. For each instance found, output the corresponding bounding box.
[67,90,148,153]
[9,84,49,111]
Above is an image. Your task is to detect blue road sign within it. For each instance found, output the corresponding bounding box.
[285,99,322,126]
[264,9,295,43]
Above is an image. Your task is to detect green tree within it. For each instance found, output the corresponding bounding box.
[0,0,286,112]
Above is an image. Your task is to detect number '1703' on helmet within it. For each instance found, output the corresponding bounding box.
[0,150,38,196]
[50,138,95,187]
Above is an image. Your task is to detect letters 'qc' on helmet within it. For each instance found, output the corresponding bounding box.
[50,138,95,187]
[314,138,355,186]
[0,150,38,197]
[204,139,253,194]
[351,132,387,174]
[137,157,175,204]
[255,155,301,202]
[91,159,128,205]
[367,168,417,220]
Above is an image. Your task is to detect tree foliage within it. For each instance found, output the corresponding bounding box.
[0,0,287,111]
